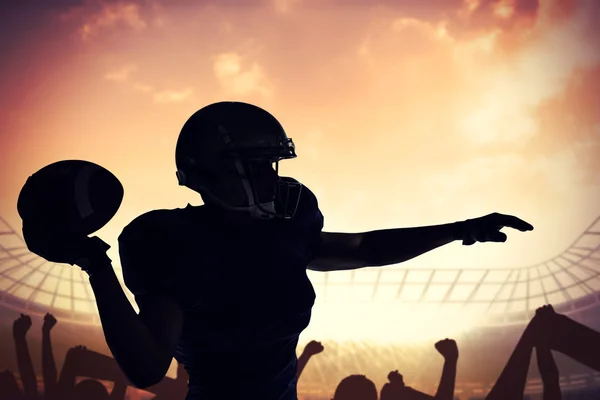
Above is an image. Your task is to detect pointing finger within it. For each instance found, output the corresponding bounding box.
[498,214,534,231]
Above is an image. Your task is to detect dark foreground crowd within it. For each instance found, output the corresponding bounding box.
[2,305,600,400]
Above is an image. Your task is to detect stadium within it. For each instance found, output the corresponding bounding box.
[2,214,600,400]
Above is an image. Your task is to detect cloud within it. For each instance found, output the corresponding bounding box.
[536,65,600,127]
[450,0,540,36]
[133,83,154,93]
[451,0,600,148]
[57,1,151,41]
[81,2,147,40]
[423,149,593,211]
[271,0,302,14]
[531,65,600,180]
[212,52,273,98]
[153,88,195,103]
[103,64,193,104]
[104,64,137,81]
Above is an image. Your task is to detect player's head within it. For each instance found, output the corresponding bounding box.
[175,101,302,220]
[332,374,378,400]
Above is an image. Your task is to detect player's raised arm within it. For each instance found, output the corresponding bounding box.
[308,212,533,271]
[86,253,183,388]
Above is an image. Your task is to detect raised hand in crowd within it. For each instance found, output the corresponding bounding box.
[12,314,38,400]
[298,341,325,380]
[433,339,458,400]
[536,345,561,400]
[42,313,59,400]
[57,345,129,400]
[484,304,600,400]
[379,339,458,400]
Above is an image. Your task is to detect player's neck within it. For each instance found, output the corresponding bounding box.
[204,203,256,225]
[224,210,255,225]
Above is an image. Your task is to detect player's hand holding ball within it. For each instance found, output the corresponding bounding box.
[17,160,122,274]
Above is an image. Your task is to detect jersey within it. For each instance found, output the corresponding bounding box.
[118,182,324,400]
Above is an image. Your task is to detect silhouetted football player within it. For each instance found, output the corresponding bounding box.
[76,102,534,400]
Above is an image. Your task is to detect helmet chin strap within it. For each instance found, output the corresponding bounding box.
[196,185,276,220]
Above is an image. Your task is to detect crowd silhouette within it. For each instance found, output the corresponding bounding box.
[3,304,600,399]
[1,312,188,400]
[295,304,600,400]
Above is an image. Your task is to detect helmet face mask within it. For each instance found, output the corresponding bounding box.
[175,102,303,220]
[180,159,302,220]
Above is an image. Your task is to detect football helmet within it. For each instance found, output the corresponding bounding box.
[175,101,302,220]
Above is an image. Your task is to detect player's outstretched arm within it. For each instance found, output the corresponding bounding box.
[536,346,562,400]
[433,339,458,400]
[308,213,533,271]
[81,253,183,389]
[361,213,533,267]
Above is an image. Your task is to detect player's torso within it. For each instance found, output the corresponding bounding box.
[159,205,315,387]
[168,204,316,315]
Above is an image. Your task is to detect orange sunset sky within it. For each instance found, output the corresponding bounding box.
[0,0,599,341]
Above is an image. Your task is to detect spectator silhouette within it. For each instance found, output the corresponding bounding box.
[534,305,600,371]
[56,345,127,400]
[6,311,128,400]
[13,314,39,400]
[380,338,458,400]
[536,345,561,400]
[332,375,378,400]
[297,341,324,380]
[41,311,187,400]
[41,313,57,400]
[485,304,597,400]
[0,369,25,400]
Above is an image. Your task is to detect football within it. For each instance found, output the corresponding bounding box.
[17,160,124,237]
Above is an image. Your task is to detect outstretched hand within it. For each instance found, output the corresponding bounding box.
[303,340,324,356]
[435,338,459,361]
[13,314,32,337]
[459,212,534,246]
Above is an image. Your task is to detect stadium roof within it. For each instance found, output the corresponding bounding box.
[1,215,599,326]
